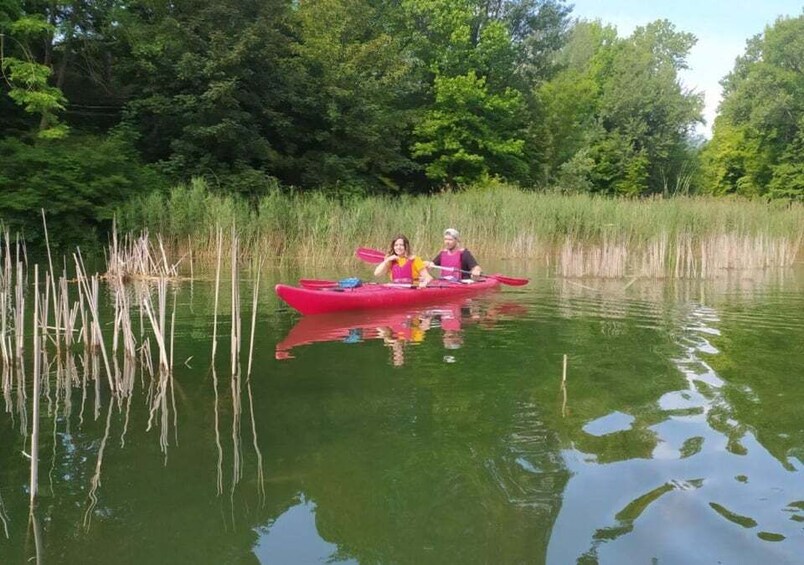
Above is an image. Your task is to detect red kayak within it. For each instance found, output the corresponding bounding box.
[275,278,501,315]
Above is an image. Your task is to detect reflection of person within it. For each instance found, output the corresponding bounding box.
[373,234,433,288]
[378,329,406,367]
[429,228,482,281]
[376,313,429,366]
[443,330,463,350]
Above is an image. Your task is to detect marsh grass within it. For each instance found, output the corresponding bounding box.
[2,216,267,515]
[118,179,804,278]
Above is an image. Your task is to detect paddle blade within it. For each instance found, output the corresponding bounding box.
[488,273,529,286]
[355,247,385,264]
[299,278,338,289]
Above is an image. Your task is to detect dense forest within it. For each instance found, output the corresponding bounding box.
[1,1,802,245]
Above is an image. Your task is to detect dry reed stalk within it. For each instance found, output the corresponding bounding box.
[62,278,79,351]
[0,289,8,367]
[0,230,9,367]
[230,367,242,489]
[2,365,10,413]
[169,289,178,447]
[77,349,88,426]
[140,338,154,380]
[230,228,240,377]
[30,265,41,505]
[15,359,28,436]
[246,257,264,378]
[188,235,194,281]
[73,253,115,395]
[15,259,25,363]
[39,274,51,348]
[112,283,122,356]
[245,256,266,503]
[41,211,61,348]
[142,278,174,457]
[140,279,170,374]
[92,354,101,421]
[211,228,223,365]
[229,228,244,490]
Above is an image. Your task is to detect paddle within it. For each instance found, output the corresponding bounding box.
[355,247,530,287]
[299,278,419,290]
[299,278,338,289]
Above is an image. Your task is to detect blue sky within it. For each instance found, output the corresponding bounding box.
[567,0,804,136]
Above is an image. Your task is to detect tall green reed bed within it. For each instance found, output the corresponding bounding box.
[117,179,804,278]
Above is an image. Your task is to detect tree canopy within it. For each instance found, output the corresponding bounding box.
[701,15,804,201]
[0,1,801,244]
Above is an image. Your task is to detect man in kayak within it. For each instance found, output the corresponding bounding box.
[373,234,434,288]
[428,228,482,281]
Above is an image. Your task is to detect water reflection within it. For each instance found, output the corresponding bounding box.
[275,298,529,366]
[547,287,804,564]
[253,498,357,564]
[1,268,803,563]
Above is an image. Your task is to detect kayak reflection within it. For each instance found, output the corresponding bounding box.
[276,298,528,364]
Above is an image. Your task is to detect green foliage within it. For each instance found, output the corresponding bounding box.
[413,71,526,186]
[275,0,421,193]
[538,20,703,195]
[404,0,545,186]
[702,15,804,201]
[0,13,68,137]
[0,134,166,249]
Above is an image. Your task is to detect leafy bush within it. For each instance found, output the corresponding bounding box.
[0,134,166,250]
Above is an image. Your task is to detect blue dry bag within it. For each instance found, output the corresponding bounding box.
[338,277,363,289]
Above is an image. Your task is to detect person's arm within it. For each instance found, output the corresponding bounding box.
[374,255,395,277]
[419,266,433,287]
[414,257,433,287]
[425,253,441,270]
[462,250,482,278]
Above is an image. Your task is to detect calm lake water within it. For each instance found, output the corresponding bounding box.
[1,264,803,564]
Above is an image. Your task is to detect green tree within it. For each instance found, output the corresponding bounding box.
[701,15,804,200]
[0,1,68,138]
[404,0,569,186]
[272,0,420,194]
[538,19,703,195]
[115,0,294,197]
[0,133,165,248]
[412,70,526,185]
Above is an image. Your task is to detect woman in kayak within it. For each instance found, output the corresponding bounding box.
[373,234,433,288]
[429,228,482,281]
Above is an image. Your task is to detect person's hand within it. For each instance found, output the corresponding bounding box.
[385,254,398,264]
[418,280,428,289]
[423,260,433,269]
